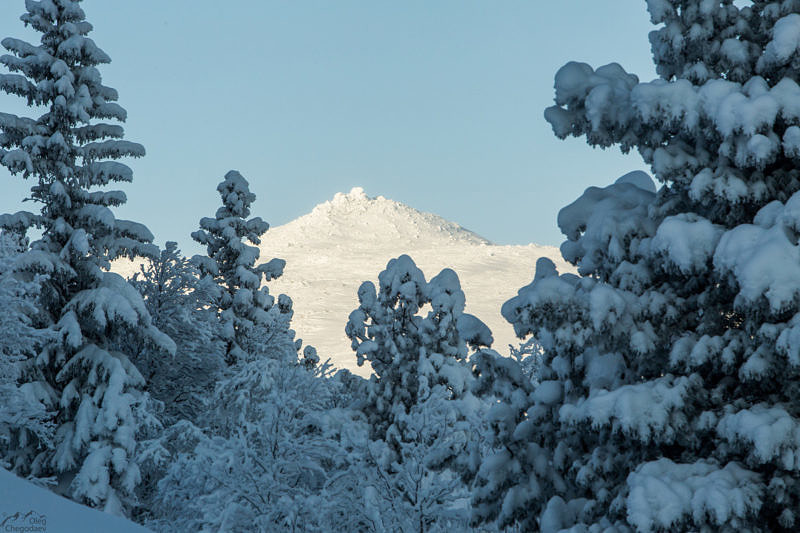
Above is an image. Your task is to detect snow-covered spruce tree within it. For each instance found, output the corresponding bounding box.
[471,176,660,532]
[128,241,223,425]
[0,232,53,478]
[346,254,491,531]
[473,2,800,531]
[0,0,173,514]
[191,170,293,366]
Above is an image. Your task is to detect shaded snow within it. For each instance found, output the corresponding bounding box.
[559,375,697,442]
[0,468,150,533]
[716,405,800,469]
[626,459,762,532]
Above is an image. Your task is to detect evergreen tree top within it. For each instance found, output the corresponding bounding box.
[0,0,151,267]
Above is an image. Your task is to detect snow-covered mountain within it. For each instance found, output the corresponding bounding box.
[113,187,572,375]
[260,187,572,375]
[270,187,491,248]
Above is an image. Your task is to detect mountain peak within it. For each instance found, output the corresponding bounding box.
[280,188,492,248]
[257,189,570,376]
[331,186,370,203]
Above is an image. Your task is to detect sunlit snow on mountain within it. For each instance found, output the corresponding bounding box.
[260,187,572,375]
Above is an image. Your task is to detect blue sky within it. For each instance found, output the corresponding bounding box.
[0,1,657,253]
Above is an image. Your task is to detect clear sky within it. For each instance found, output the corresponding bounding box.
[0,1,658,254]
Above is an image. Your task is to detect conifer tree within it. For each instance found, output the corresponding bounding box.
[191,170,292,366]
[346,255,488,441]
[346,255,491,530]
[474,2,800,531]
[0,232,52,478]
[0,0,172,513]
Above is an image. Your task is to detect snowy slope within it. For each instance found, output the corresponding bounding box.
[0,468,150,533]
[259,187,572,375]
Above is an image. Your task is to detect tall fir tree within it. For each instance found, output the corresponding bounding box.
[191,170,293,366]
[0,0,173,514]
[473,1,800,531]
